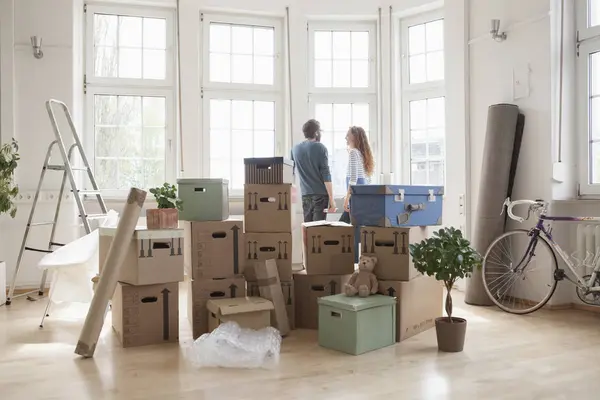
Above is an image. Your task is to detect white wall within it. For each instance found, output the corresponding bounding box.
[2,0,471,289]
[0,0,79,289]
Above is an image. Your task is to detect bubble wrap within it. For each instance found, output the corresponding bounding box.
[187,321,282,369]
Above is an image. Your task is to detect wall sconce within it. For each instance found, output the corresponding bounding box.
[490,19,507,42]
[30,36,44,59]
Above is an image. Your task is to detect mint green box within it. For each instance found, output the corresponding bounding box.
[177,178,229,221]
[318,294,396,355]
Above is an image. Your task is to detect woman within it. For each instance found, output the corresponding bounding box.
[340,126,374,223]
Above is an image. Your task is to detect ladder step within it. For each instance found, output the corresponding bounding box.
[25,247,53,254]
[81,214,107,220]
[28,221,56,227]
[73,190,101,195]
[46,165,88,171]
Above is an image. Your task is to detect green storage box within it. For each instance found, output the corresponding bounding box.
[318,294,396,355]
[177,178,229,221]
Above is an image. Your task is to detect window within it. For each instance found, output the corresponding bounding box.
[577,0,600,195]
[308,21,377,198]
[85,5,175,196]
[399,12,445,186]
[201,14,283,194]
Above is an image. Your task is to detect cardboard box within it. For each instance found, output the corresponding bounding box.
[177,178,230,222]
[254,260,290,336]
[99,227,184,286]
[207,297,274,332]
[183,220,245,279]
[301,221,355,275]
[112,282,179,348]
[247,280,295,330]
[244,183,294,233]
[293,270,352,329]
[318,294,396,355]
[244,157,294,184]
[378,275,443,342]
[360,226,428,281]
[244,233,292,281]
[187,276,246,339]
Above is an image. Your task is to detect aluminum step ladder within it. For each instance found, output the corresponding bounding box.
[4,99,108,306]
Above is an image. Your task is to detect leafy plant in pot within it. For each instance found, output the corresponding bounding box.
[147,183,183,230]
[0,139,19,304]
[409,227,481,352]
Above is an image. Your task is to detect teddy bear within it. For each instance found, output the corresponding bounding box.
[344,255,379,297]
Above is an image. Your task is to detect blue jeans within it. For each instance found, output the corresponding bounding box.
[340,177,367,262]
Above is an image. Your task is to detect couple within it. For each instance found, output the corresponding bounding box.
[291,119,374,223]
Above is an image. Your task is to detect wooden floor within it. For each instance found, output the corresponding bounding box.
[2,287,600,400]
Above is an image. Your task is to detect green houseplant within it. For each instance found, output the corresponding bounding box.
[146,183,183,230]
[409,227,481,352]
[0,139,20,218]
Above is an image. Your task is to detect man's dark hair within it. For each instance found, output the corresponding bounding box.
[302,119,321,139]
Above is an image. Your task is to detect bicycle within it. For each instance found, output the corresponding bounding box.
[481,197,600,314]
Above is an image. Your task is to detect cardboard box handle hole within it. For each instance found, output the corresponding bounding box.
[153,242,171,249]
[311,285,325,291]
[331,311,342,318]
[375,240,394,247]
[259,246,276,252]
[210,291,225,297]
[211,231,227,239]
[141,296,158,303]
[323,240,340,246]
[194,187,206,192]
[256,164,272,170]
[260,197,277,203]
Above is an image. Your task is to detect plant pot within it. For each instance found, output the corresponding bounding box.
[435,317,467,352]
[146,208,179,230]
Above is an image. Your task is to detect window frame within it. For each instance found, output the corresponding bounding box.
[84,4,176,88]
[201,90,284,197]
[577,1,600,196]
[200,12,284,197]
[84,85,176,199]
[201,13,283,93]
[398,11,446,185]
[307,21,377,95]
[308,93,378,198]
[84,4,177,198]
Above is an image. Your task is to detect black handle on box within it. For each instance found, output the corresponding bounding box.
[406,203,425,212]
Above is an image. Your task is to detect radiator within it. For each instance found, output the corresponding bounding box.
[575,224,600,276]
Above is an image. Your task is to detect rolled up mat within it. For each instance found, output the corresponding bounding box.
[465,104,524,306]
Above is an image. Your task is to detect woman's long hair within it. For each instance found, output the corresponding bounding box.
[348,126,374,177]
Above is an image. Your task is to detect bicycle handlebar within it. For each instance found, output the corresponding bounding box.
[502,198,546,223]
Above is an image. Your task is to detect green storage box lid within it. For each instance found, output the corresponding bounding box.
[318,294,396,312]
[177,178,229,185]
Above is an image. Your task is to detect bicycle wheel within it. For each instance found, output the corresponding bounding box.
[482,229,558,314]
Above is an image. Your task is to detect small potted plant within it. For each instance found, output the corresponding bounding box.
[409,227,481,353]
[0,138,19,305]
[147,183,183,230]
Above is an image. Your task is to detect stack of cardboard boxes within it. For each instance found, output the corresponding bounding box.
[295,220,355,329]
[99,226,184,347]
[177,178,247,340]
[350,184,445,342]
[243,157,296,330]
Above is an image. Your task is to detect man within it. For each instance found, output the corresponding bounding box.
[291,119,336,222]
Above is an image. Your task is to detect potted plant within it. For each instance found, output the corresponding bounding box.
[409,227,481,353]
[0,138,19,305]
[147,183,183,230]
[0,138,19,219]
